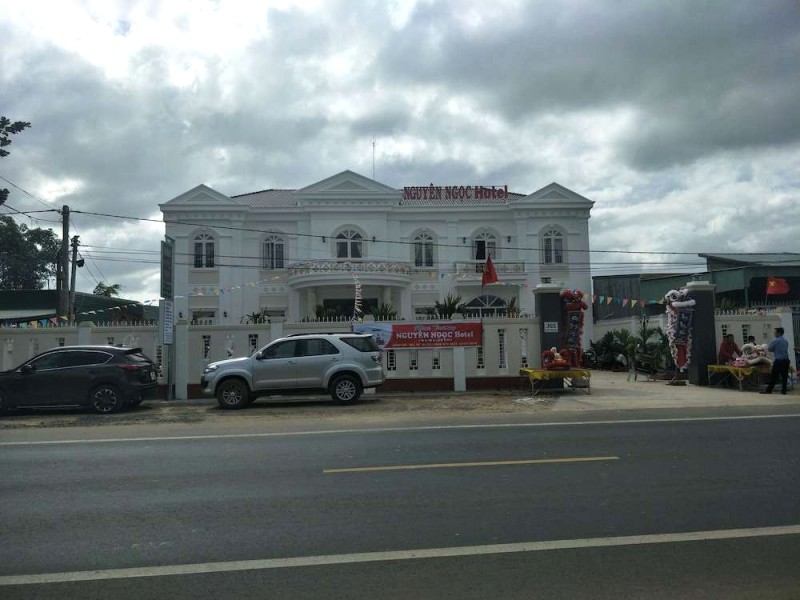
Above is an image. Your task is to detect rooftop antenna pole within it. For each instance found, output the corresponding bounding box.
[372,136,376,179]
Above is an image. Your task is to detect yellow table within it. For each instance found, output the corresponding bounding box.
[707,364,769,391]
[520,368,591,396]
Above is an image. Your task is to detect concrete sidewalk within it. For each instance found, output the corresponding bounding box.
[513,369,798,413]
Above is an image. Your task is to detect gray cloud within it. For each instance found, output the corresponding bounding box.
[376,0,800,169]
[1,1,799,301]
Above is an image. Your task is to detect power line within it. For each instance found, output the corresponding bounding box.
[71,208,778,258]
[70,215,108,285]
[0,174,56,210]
[0,203,62,223]
[78,245,708,267]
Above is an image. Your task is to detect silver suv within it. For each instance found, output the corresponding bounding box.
[201,333,384,409]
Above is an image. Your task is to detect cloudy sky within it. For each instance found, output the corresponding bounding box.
[1,0,798,302]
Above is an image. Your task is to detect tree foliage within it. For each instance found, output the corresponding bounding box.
[0,116,31,207]
[93,282,122,297]
[434,293,464,319]
[0,216,60,289]
[242,308,270,324]
[371,303,398,320]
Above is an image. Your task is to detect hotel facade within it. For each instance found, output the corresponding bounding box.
[160,170,594,338]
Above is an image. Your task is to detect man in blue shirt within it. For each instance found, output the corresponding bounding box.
[761,327,791,395]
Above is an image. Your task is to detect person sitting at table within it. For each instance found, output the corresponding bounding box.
[718,334,741,365]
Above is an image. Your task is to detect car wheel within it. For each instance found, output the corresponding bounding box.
[216,379,250,409]
[330,374,362,404]
[0,389,8,415]
[90,384,124,414]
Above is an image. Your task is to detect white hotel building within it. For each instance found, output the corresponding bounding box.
[160,170,594,333]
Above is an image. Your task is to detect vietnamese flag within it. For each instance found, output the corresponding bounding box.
[766,276,790,295]
[482,256,499,287]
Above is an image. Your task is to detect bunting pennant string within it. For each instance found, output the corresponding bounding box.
[352,275,363,322]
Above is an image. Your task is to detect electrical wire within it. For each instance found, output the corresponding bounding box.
[0,174,57,210]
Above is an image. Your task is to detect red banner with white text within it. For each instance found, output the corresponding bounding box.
[352,322,482,349]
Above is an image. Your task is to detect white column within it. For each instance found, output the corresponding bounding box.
[307,287,317,319]
[383,286,392,306]
[452,347,466,391]
[77,321,93,345]
[2,338,14,371]
[775,307,797,372]
[400,287,413,320]
[174,319,189,400]
[270,318,284,343]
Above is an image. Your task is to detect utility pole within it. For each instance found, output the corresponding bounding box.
[59,205,70,319]
[69,235,80,322]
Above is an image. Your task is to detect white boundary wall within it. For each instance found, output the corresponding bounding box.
[5,309,793,398]
[591,308,795,369]
[1,317,541,399]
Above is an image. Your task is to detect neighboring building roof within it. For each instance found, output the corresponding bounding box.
[699,253,800,267]
[0,290,156,323]
[0,308,56,321]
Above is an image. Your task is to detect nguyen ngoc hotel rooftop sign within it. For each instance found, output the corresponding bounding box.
[402,185,509,201]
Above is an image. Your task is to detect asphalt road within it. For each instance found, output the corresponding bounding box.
[2,413,800,598]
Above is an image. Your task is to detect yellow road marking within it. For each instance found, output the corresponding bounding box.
[324,455,619,474]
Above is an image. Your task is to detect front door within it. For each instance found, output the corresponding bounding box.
[251,339,298,390]
[18,351,70,406]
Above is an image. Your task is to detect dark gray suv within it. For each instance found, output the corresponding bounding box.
[0,345,159,414]
[201,333,385,409]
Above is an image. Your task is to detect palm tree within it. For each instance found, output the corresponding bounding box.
[434,293,463,319]
[93,282,122,297]
[242,309,270,324]
[505,296,520,317]
[371,303,398,321]
[314,304,340,320]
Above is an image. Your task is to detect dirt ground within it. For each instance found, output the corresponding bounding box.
[0,388,548,430]
[1,370,795,430]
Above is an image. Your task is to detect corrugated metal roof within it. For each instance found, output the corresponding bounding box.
[0,308,56,320]
[230,189,296,207]
[700,253,800,267]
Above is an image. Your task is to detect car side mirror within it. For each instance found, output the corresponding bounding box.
[20,364,34,375]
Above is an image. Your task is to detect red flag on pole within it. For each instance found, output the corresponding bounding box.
[482,256,499,287]
[766,276,790,295]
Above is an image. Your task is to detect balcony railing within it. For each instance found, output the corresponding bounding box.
[454,260,527,278]
[288,260,412,277]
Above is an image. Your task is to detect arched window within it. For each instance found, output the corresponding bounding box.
[461,294,506,318]
[541,228,564,265]
[193,233,215,268]
[263,235,284,269]
[336,229,363,259]
[413,230,434,268]
[472,231,497,261]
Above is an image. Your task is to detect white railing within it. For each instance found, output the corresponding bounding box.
[288,260,412,276]
[454,260,526,276]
